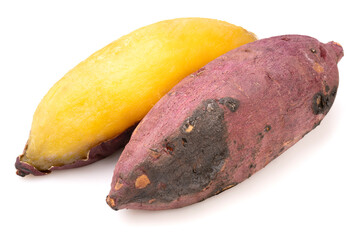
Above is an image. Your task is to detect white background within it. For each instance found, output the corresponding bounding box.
[1,0,360,239]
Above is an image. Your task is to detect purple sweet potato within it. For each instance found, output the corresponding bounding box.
[106,35,343,210]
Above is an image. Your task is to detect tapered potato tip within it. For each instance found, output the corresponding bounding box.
[15,155,49,176]
[106,195,118,210]
[15,125,136,177]
[328,41,344,63]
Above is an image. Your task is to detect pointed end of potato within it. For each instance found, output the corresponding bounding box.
[106,195,119,211]
[327,41,344,63]
[15,155,50,177]
[15,124,137,177]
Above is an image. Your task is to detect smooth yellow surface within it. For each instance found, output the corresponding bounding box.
[23,18,257,170]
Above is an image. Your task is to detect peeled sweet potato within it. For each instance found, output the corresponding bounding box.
[15,18,256,176]
[106,35,343,210]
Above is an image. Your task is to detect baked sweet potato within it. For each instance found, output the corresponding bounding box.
[15,18,256,176]
[106,35,343,210]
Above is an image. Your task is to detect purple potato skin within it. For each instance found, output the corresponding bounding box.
[106,35,343,210]
[15,125,137,176]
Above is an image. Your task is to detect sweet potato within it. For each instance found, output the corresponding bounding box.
[15,18,256,176]
[106,35,343,210]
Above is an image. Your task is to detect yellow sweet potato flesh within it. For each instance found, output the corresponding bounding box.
[22,18,257,171]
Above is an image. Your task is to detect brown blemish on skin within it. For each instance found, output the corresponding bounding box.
[148,199,156,204]
[242,49,251,52]
[119,100,229,204]
[313,63,324,73]
[312,86,337,115]
[281,37,290,41]
[325,85,330,92]
[331,87,337,97]
[164,142,175,154]
[135,174,150,189]
[264,125,271,132]
[279,147,285,153]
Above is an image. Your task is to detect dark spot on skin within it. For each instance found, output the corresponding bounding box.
[265,72,272,81]
[120,99,229,204]
[219,97,240,112]
[264,125,271,132]
[248,173,252,178]
[164,142,175,154]
[331,87,337,97]
[312,86,338,115]
[279,147,285,153]
[302,130,311,138]
[249,163,256,169]
[313,121,321,129]
[312,93,325,114]
[325,85,330,92]
[242,49,251,52]
[181,138,188,147]
[281,37,290,41]
[310,48,317,53]
[257,132,264,141]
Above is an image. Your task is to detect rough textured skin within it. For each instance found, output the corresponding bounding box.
[107,35,343,210]
[15,125,136,176]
